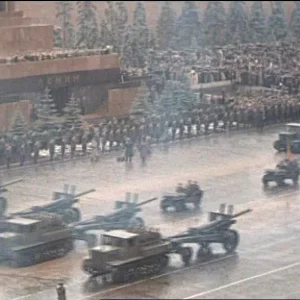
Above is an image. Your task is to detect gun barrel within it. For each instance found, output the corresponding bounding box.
[136,197,158,207]
[232,208,252,219]
[74,189,96,198]
[1,178,23,188]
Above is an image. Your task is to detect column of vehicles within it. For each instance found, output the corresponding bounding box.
[0,178,251,283]
[264,122,300,186]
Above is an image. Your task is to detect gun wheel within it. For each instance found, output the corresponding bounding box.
[222,229,239,253]
[180,246,192,266]
[197,242,212,261]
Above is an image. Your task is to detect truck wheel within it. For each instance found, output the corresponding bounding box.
[222,229,239,253]
[293,175,299,185]
[180,246,192,266]
[194,198,201,209]
[276,179,285,186]
[160,201,169,212]
[175,201,186,212]
[0,197,7,215]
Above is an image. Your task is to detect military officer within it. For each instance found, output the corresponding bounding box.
[56,283,66,300]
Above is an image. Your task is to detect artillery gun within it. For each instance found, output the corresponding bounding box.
[0,178,23,216]
[71,193,158,247]
[160,181,203,212]
[168,204,252,264]
[0,212,73,268]
[82,204,251,283]
[11,184,96,224]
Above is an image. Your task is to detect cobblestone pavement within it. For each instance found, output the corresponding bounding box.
[1,124,299,299]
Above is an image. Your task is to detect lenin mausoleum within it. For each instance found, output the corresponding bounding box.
[0,1,141,131]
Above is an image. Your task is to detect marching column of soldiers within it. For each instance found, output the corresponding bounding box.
[1,88,300,169]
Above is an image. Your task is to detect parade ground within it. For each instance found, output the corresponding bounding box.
[1,125,300,299]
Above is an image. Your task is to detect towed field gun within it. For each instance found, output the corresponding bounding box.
[82,203,251,283]
[160,181,204,212]
[168,204,252,264]
[0,212,73,268]
[71,193,158,248]
[262,159,300,186]
[0,178,23,215]
[10,184,96,224]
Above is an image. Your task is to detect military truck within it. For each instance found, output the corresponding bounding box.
[0,212,73,267]
[262,159,300,186]
[160,181,203,212]
[82,228,171,283]
[273,123,300,153]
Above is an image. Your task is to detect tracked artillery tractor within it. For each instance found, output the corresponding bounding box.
[71,193,158,248]
[0,212,73,268]
[160,181,204,212]
[10,184,95,224]
[82,203,251,283]
[0,178,23,216]
[262,159,300,186]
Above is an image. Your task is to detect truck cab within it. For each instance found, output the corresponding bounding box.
[274,123,300,152]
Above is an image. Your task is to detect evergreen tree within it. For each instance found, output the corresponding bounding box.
[76,1,99,49]
[63,94,82,130]
[203,1,227,46]
[249,1,266,43]
[115,1,129,49]
[171,1,202,50]
[268,1,287,42]
[290,1,300,42]
[10,111,28,136]
[148,29,157,50]
[37,87,58,129]
[226,1,249,44]
[100,1,129,52]
[53,26,62,47]
[56,1,75,49]
[156,1,176,50]
[131,1,149,67]
[131,83,153,117]
[120,24,133,68]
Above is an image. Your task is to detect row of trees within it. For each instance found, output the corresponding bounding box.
[9,88,83,137]
[55,1,300,64]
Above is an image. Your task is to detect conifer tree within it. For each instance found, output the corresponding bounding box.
[37,87,58,129]
[226,1,249,44]
[10,111,28,136]
[131,83,153,117]
[56,1,75,49]
[148,29,157,50]
[290,1,300,42]
[268,1,287,42]
[63,94,82,130]
[131,1,149,67]
[156,1,176,50]
[100,1,129,52]
[76,1,99,49]
[120,24,133,68]
[249,1,266,43]
[203,1,227,46]
[171,1,202,50]
[53,26,62,47]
